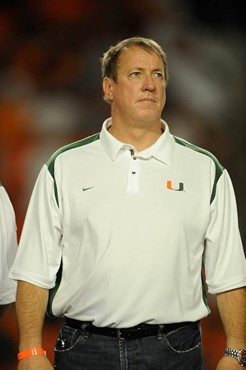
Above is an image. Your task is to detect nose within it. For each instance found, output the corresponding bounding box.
[141,74,156,92]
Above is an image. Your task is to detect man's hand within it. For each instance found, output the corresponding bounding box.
[216,356,243,369]
[18,355,54,370]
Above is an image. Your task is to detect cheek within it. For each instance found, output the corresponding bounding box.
[159,89,166,107]
[120,88,136,104]
[163,93,166,105]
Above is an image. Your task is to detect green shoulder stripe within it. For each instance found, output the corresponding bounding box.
[46,133,100,178]
[174,136,224,204]
[0,181,2,187]
[46,133,100,317]
[46,133,100,207]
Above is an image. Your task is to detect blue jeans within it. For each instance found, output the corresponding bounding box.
[54,322,203,369]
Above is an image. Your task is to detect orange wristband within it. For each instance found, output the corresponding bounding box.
[17,347,46,360]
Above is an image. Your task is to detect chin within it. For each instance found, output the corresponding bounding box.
[138,111,160,122]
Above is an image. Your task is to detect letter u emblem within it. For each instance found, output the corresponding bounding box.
[166,180,184,191]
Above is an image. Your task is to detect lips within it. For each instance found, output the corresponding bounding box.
[137,97,156,103]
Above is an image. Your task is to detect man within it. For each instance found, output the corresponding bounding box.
[10,37,246,369]
[0,182,17,319]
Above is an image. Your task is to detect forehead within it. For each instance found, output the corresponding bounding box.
[117,46,164,70]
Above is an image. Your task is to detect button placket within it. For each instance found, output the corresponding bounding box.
[126,150,140,193]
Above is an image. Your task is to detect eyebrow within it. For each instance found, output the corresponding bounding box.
[129,66,164,72]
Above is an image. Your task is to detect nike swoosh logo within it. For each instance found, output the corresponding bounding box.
[82,186,94,191]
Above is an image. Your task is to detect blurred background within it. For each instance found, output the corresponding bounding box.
[0,0,245,369]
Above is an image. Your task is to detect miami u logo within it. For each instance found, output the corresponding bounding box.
[166,180,184,191]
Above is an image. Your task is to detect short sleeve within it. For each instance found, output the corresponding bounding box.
[204,170,246,294]
[9,165,62,289]
[0,186,18,304]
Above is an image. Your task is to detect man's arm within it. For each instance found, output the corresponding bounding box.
[216,287,246,369]
[16,280,54,370]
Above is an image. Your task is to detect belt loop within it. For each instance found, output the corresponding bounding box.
[80,323,89,330]
[157,324,164,340]
[80,322,90,338]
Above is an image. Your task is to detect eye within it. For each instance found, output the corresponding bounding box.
[130,71,141,78]
[153,72,164,79]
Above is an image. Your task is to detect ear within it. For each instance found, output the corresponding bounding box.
[103,77,114,102]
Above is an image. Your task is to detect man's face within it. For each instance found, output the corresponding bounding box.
[104,46,166,125]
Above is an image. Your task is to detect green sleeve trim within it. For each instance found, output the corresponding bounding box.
[47,260,63,317]
[201,273,211,316]
[173,136,224,204]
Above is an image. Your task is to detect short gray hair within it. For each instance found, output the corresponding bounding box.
[101,36,168,83]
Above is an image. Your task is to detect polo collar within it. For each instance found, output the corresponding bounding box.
[100,117,174,165]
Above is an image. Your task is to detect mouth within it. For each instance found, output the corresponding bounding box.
[137,97,156,103]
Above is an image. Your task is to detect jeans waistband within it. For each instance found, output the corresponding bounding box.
[65,318,198,339]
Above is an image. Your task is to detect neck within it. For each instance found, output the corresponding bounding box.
[108,118,163,152]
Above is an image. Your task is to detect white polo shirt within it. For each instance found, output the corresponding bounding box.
[10,119,246,327]
[0,184,17,304]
